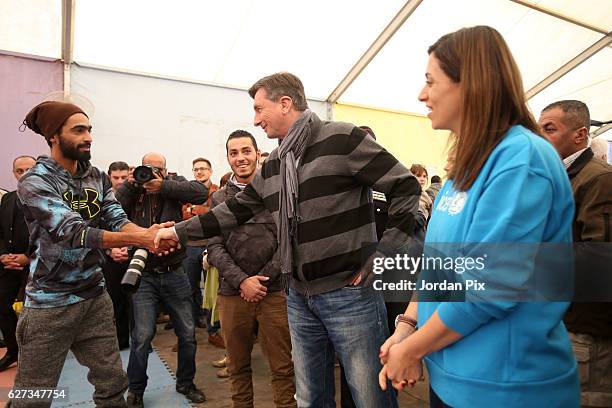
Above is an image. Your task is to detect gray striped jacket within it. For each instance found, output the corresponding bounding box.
[175,113,421,295]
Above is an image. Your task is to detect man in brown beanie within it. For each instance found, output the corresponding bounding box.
[8,101,175,408]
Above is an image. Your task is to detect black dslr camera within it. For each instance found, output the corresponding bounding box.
[132,165,162,184]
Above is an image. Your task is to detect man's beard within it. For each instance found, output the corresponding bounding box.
[59,137,91,161]
[234,165,255,180]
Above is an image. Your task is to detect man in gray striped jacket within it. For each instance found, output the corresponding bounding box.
[156,72,421,407]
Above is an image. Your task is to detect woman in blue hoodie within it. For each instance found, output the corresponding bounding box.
[379,26,579,407]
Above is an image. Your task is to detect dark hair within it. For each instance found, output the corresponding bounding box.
[429,26,539,191]
[192,157,212,168]
[220,171,232,188]
[410,164,428,177]
[107,161,129,175]
[542,100,590,130]
[431,175,442,184]
[13,155,36,168]
[226,130,258,153]
[248,72,308,111]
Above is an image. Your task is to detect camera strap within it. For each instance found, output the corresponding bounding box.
[152,195,165,225]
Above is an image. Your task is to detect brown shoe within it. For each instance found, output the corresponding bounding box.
[156,313,170,324]
[208,333,225,349]
[172,341,178,352]
[212,356,227,368]
[216,367,230,378]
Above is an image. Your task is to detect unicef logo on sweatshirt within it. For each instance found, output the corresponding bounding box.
[436,191,468,215]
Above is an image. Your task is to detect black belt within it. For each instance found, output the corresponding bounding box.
[146,263,182,274]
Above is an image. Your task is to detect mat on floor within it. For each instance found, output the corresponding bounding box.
[51,348,192,407]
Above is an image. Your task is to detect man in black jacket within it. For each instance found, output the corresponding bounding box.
[209,130,295,407]
[0,155,36,371]
[115,152,207,407]
[103,161,132,350]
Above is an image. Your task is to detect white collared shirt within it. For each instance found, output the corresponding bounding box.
[563,147,588,169]
[230,174,247,190]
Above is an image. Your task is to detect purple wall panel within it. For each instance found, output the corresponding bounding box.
[0,52,63,190]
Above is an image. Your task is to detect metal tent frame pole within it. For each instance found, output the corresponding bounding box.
[326,0,423,104]
[62,0,75,99]
[525,32,612,99]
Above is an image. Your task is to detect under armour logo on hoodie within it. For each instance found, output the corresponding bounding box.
[63,188,101,219]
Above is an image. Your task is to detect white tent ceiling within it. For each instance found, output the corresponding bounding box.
[0,0,61,58]
[1,0,611,137]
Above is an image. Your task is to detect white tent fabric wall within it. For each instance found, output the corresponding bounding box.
[72,0,407,100]
[340,0,611,119]
[529,46,612,141]
[71,0,612,138]
[0,0,61,58]
[1,0,611,137]
[70,64,329,181]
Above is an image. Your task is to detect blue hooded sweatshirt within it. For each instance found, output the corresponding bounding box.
[17,156,129,308]
[419,125,580,407]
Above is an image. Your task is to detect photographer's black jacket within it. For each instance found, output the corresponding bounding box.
[115,175,208,270]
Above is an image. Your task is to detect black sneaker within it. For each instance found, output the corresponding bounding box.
[196,316,207,329]
[176,383,206,403]
[126,391,144,408]
[0,353,18,372]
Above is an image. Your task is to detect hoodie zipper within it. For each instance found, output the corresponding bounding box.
[77,178,86,247]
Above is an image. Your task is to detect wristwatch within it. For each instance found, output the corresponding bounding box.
[394,314,417,329]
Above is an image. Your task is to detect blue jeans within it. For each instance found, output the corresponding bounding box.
[127,267,196,393]
[182,246,206,320]
[287,286,398,408]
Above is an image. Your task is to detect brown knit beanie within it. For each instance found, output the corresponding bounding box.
[23,101,88,140]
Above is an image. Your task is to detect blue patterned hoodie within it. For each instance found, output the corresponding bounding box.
[17,156,130,308]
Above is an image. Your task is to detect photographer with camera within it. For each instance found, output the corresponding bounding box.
[115,152,207,407]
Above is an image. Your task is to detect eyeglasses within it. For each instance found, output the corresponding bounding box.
[192,167,211,172]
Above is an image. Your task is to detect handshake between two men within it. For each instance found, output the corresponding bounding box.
[153,225,181,252]
[139,223,182,255]
[135,222,181,256]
